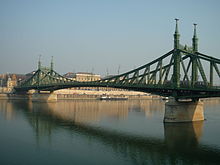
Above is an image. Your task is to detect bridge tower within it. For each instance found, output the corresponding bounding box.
[174,18,180,49]
[192,23,198,52]
[50,56,54,71]
[38,55,41,70]
[50,56,54,75]
[32,56,58,102]
[164,20,204,123]
[173,19,181,89]
[191,24,198,87]
[37,55,42,88]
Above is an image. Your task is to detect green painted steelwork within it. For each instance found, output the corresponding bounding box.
[50,56,54,73]
[14,20,220,100]
[192,24,198,52]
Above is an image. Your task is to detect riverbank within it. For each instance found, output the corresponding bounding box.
[2,89,220,101]
[0,89,159,100]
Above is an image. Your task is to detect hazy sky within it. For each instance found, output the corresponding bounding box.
[0,0,219,76]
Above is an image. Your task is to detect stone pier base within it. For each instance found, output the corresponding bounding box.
[31,93,57,102]
[164,100,204,122]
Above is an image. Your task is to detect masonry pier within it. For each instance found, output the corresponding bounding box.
[31,92,57,102]
[164,99,204,122]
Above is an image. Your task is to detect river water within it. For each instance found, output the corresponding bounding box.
[0,99,220,165]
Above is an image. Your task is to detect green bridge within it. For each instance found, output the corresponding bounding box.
[15,19,220,101]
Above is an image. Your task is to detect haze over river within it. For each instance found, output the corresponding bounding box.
[0,99,220,165]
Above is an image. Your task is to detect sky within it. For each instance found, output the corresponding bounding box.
[0,0,220,76]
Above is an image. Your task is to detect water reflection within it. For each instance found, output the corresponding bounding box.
[203,98,220,106]
[1,100,220,164]
[164,122,203,150]
[26,100,164,123]
[0,100,15,120]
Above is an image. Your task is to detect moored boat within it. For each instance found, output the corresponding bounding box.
[98,96,128,100]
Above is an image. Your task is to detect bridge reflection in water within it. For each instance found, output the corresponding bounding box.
[1,100,220,164]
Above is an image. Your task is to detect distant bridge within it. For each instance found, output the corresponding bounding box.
[15,20,220,100]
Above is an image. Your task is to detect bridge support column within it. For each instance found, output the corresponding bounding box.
[31,92,57,102]
[164,99,204,122]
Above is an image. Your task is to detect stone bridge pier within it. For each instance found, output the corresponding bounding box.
[31,91,57,102]
[164,99,204,122]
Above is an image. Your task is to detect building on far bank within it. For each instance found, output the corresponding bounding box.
[63,72,101,81]
[7,74,17,88]
[0,74,18,93]
[63,72,125,91]
[63,72,101,91]
[75,72,101,82]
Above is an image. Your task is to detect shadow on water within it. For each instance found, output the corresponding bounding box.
[1,100,220,164]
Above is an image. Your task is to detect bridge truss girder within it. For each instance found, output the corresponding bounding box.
[15,50,220,100]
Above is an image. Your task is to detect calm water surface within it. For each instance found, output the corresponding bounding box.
[0,99,220,165]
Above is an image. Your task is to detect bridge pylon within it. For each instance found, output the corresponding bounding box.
[173,19,181,89]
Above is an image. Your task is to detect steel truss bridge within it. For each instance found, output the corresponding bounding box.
[15,20,220,100]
